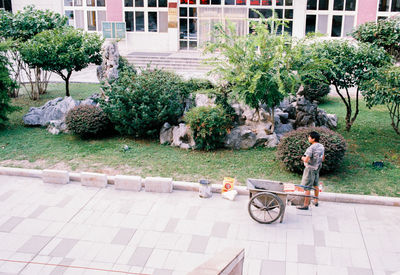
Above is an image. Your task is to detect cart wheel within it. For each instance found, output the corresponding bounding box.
[248,192,284,224]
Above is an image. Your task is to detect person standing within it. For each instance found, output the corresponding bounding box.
[297,131,325,210]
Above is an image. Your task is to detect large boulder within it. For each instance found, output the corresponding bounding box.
[171,123,195,149]
[195,93,216,107]
[97,41,119,82]
[160,122,173,145]
[224,125,256,150]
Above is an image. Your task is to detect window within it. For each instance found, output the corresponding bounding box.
[65,10,74,26]
[125,11,134,31]
[125,0,133,6]
[0,0,12,11]
[136,12,145,31]
[379,0,400,11]
[306,14,316,34]
[87,11,96,30]
[331,15,342,36]
[148,12,158,32]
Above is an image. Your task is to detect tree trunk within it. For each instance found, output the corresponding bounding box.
[270,107,275,133]
[65,71,72,97]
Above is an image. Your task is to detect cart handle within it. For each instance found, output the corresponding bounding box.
[295,184,316,191]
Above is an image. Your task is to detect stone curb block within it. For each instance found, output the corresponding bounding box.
[115,175,142,191]
[0,167,42,178]
[42,169,69,184]
[144,177,173,193]
[81,172,107,188]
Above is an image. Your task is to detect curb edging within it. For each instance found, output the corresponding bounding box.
[0,166,399,207]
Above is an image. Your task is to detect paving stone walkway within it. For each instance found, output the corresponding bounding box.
[0,175,399,275]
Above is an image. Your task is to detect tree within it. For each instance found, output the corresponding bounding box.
[361,65,400,135]
[0,6,67,99]
[204,17,325,131]
[352,17,400,62]
[312,40,392,131]
[20,27,103,97]
[0,41,18,128]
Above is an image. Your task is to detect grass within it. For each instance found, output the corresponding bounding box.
[1,83,399,197]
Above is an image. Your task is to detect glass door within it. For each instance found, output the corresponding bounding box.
[179,0,198,50]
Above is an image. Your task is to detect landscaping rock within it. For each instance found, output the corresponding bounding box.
[97,41,119,82]
[171,123,195,148]
[265,133,279,148]
[275,123,293,135]
[225,126,256,150]
[195,93,215,107]
[47,120,68,135]
[160,122,173,145]
[327,114,338,129]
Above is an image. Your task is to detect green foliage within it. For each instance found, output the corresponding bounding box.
[185,106,233,151]
[118,56,137,76]
[99,68,190,138]
[65,105,111,138]
[0,5,67,42]
[276,127,347,174]
[185,78,214,93]
[0,41,17,128]
[19,27,103,97]
[360,65,400,135]
[352,17,400,61]
[302,82,330,102]
[312,40,392,131]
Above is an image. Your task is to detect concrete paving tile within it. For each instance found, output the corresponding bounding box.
[0,190,14,201]
[260,259,286,275]
[145,249,169,269]
[247,241,268,260]
[94,244,125,263]
[286,244,298,262]
[49,239,79,258]
[12,219,51,235]
[18,236,52,254]
[163,251,181,270]
[298,263,317,275]
[313,229,326,246]
[210,221,230,238]
[325,231,342,247]
[347,267,373,275]
[350,249,371,268]
[330,247,352,267]
[316,265,349,275]
[286,262,298,275]
[173,234,192,251]
[139,231,162,248]
[185,206,200,220]
[57,195,73,208]
[155,232,181,250]
[111,228,136,245]
[153,269,173,275]
[327,216,340,232]
[187,235,209,254]
[128,247,153,267]
[164,218,179,233]
[315,246,331,265]
[0,217,24,233]
[269,243,286,261]
[174,252,208,272]
[297,244,316,264]
[244,259,261,275]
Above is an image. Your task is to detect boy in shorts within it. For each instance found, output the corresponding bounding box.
[297,131,325,210]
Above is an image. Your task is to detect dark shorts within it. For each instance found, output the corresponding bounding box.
[301,166,320,189]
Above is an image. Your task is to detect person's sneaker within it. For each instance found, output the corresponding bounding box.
[313,201,319,207]
[297,206,309,210]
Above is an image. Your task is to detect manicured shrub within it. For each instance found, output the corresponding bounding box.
[302,82,330,102]
[185,106,233,151]
[276,127,347,174]
[185,78,214,93]
[0,42,17,128]
[65,105,111,138]
[99,68,190,138]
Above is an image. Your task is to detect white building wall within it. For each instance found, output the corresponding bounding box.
[120,32,175,52]
[293,0,307,38]
[11,0,62,13]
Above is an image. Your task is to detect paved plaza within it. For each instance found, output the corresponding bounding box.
[0,175,399,275]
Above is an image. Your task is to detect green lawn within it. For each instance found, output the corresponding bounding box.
[1,83,399,197]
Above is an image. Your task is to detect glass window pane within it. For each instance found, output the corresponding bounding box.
[333,0,344,10]
[275,9,283,18]
[379,0,389,11]
[331,15,342,37]
[87,0,95,6]
[276,0,283,5]
[180,18,187,38]
[319,0,329,9]
[343,15,354,36]
[317,14,328,34]
[136,11,144,31]
[305,14,316,34]
[307,0,317,9]
[65,11,74,26]
[97,0,105,6]
[225,0,235,4]
[148,12,157,32]
[284,9,292,19]
[345,0,355,10]
[125,11,134,31]
[180,7,187,16]
[125,0,133,6]
[260,8,272,18]
[74,0,82,6]
[378,16,387,20]
[87,11,96,30]
[249,9,260,18]
[285,0,292,5]
[262,0,272,5]
[136,0,144,7]
[189,18,197,39]
[64,0,73,6]
[211,0,221,4]
[189,0,196,4]
[159,0,167,7]
[189,7,197,16]
[392,0,400,11]
[75,10,84,29]
[180,40,188,50]
[148,0,157,7]
[159,11,168,32]
[237,0,246,5]
[284,20,292,35]
[181,0,188,3]
[200,0,210,3]
[189,41,197,49]
[250,0,260,4]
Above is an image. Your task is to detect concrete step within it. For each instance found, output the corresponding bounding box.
[126,58,208,65]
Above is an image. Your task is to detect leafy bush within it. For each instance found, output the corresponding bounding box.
[185,106,233,151]
[65,105,111,138]
[276,127,347,174]
[99,68,190,138]
[186,78,214,93]
[302,82,330,102]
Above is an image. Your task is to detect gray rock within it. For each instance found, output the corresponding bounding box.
[265,133,279,148]
[171,123,195,148]
[277,112,289,124]
[275,123,293,135]
[195,93,216,107]
[224,126,256,150]
[327,114,338,129]
[255,130,269,147]
[97,41,120,82]
[224,127,242,150]
[160,122,173,145]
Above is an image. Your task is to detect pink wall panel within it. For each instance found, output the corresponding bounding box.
[106,0,123,21]
[357,0,378,25]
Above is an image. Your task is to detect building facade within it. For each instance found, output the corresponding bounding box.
[9,0,400,52]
